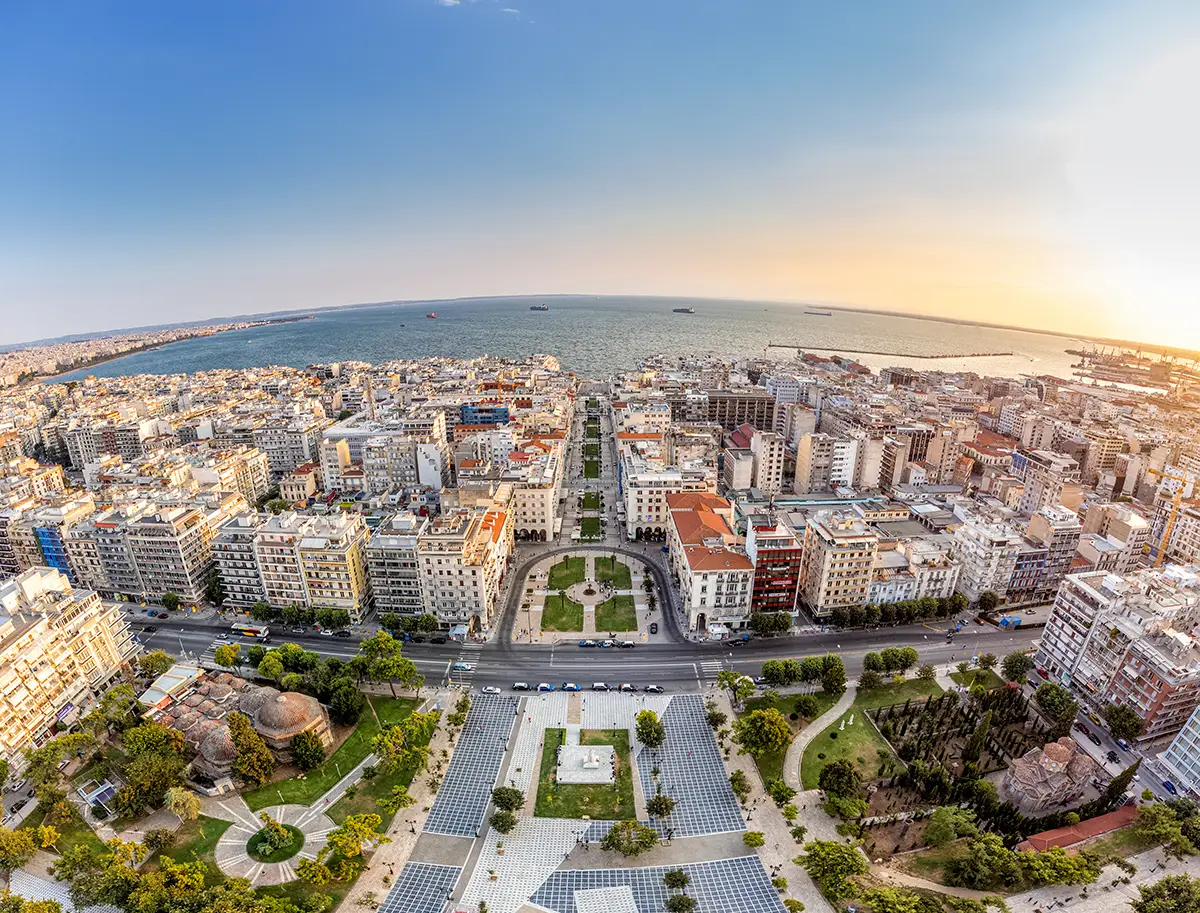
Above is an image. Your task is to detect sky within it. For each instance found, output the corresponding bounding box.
[2,1,1199,347]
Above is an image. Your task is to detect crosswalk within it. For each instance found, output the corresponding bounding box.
[698,659,723,686]
[449,642,483,689]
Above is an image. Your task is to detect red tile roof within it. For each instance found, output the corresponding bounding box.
[1015,805,1136,852]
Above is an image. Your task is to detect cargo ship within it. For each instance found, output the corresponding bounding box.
[805,309,832,316]
[530,304,549,311]
[672,307,695,314]
[425,312,437,319]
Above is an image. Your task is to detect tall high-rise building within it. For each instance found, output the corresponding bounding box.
[798,511,877,618]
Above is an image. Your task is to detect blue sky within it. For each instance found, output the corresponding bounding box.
[2,1,1199,345]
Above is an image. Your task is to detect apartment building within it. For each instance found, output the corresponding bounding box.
[666,493,753,633]
[798,511,878,618]
[744,513,804,615]
[279,462,320,505]
[298,513,372,622]
[1011,506,1082,604]
[1080,502,1150,574]
[1013,450,1082,516]
[704,388,777,432]
[210,513,267,609]
[951,518,1024,603]
[731,424,784,494]
[0,568,138,765]
[253,512,314,608]
[126,507,215,604]
[251,420,325,474]
[794,433,858,494]
[366,513,429,617]
[1161,705,1200,799]
[14,496,98,583]
[618,435,714,540]
[187,445,271,506]
[417,505,512,632]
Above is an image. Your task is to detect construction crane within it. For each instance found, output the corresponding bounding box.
[1147,468,1190,567]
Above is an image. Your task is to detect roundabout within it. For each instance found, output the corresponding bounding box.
[215,803,336,886]
[247,823,305,863]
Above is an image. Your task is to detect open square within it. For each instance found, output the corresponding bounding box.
[536,728,635,820]
[583,459,600,478]
[557,743,615,785]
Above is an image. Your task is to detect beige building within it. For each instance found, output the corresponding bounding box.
[666,492,753,633]
[298,513,372,621]
[417,504,513,632]
[126,506,216,604]
[0,568,138,765]
[798,511,878,618]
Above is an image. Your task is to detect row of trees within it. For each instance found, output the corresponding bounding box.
[295,813,389,885]
[247,602,353,629]
[827,593,969,629]
[752,654,847,695]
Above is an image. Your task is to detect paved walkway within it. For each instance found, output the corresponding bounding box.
[213,803,335,886]
[782,687,855,794]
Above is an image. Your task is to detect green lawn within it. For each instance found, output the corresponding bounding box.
[586,425,600,440]
[583,444,600,460]
[584,460,600,478]
[800,706,898,789]
[20,803,107,857]
[243,696,417,810]
[535,729,636,820]
[541,593,585,631]
[587,399,598,409]
[151,816,232,886]
[579,517,602,539]
[594,556,631,588]
[853,678,944,710]
[328,721,436,828]
[248,825,304,862]
[741,692,837,785]
[582,491,601,510]
[595,594,637,632]
[950,669,1007,691]
[548,556,586,590]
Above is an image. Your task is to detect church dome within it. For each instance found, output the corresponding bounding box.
[255,692,325,738]
[200,724,236,764]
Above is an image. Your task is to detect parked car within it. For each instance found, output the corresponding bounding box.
[644,685,665,694]
[290,627,306,634]
[332,630,352,638]
[618,641,636,649]
[591,683,610,692]
[1087,732,1102,747]
[600,640,616,648]
[649,622,659,634]
[1106,750,1120,764]
[537,683,555,692]
[7,780,27,794]
[156,612,169,619]
[1115,738,1132,751]
[579,640,598,648]
[619,683,636,693]
[11,799,27,814]
[481,686,501,695]
[1165,780,1178,795]
[1074,722,1091,735]
[1037,668,1050,679]
[452,661,473,671]
[512,682,530,691]
[561,682,582,692]
[319,629,334,637]
[430,635,448,644]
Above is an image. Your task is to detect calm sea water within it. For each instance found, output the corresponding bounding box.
[59,296,1087,382]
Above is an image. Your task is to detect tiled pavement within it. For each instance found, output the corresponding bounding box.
[213,802,335,886]
[579,692,670,730]
[11,868,121,913]
[377,862,463,913]
[509,693,568,792]
[461,818,594,913]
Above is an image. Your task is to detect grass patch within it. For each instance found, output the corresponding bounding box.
[152,816,232,886]
[1081,824,1160,859]
[328,724,436,828]
[535,729,636,820]
[950,670,1006,691]
[594,556,631,588]
[548,556,586,590]
[243,696,417,810]
[583,444,600,460]
[741,692,837,785]
[586,422,600,439]
[582,490,601,510]
[595,594,637,632]
[20,803,107,857]
[247,824,304,862]
[895,839,968,883]
[541,593,585,631]
[853,678,944,711]
[259,878,354,912]
[584,460,600,478]
[579,517,602,539]
[801,706,898,790]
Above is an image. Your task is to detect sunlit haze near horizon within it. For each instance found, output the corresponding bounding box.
[2,1,1199,348]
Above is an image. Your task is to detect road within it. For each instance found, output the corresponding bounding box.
[131,608,1041,692]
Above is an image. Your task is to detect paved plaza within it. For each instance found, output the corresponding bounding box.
[213,801,336,886]
[378,862,463,913]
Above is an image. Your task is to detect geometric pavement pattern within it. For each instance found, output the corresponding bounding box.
[378,862,462,913]
[635,694,745,837]
[529,855,788,913]
[424,692,518,836]
[213,802,335,886]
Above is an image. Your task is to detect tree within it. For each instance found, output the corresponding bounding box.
[1135,803,1196,859]
[246,644,267,667]
[96,684,137,731]
[164,787,201,824]
[213,644,241,669]
[1130,874,1200,913]
[291,731,326,771]
[259,812,294,851]
[372,711,439,775]
[489,811,517,834]
[793,695,822,719]
[767,779,797,807]
[376,785,416,815]
[1106,759,1141,803]
[977,591,999,614]
[0,827,37,874]
[161,592,181,611]
[944,833,1021,890]
[1017,845,1102,886]
[978,653,997,672]
[799,656,825,684]
[123,722,185,757]
[358,631,423,698]
[733,708,793,758]
[743,831,765,848]
[647,792,676,818]
[327,814,386,859]
[923,807,977,847]
[491,787,524,813]
[961,710,992,763]
[817,759,861,799]
[227,712,275,787]
[717,670,755,707]
[257,653,284,682]
[783,901,805,913]
[297,857,332,885]
[137,650,174,679]
[329,679,367,724]
[1035,681,1079,735]
[601,820,659,856]
[863,652,883,673]
[821,654,846,695]
[1105,703,1144,742]
[1001,651,1035,682]
[729,770,751,803]
[860,887,928,913]
[795,840,868,901]
[663,869,690,891]
[859,669,883,690]
[706,703,728,729]
[35,825,60,851]
[665,897,696,913]
[635,710,666,748]
[917,664,936,682]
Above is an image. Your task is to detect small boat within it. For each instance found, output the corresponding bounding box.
[530,304,549,311]
[672,307,695,314]
[425,312,437,319]
[805,309,833,317]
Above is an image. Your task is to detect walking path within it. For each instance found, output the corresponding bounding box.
[782,687,855,794]
[213,802,335,886]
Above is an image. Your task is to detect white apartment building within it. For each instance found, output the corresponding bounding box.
[666,493,753,633]
[417,505,512,632]
[618,435,714,540]
[187,446,271,507]
[126,507,217,604]
[251,420,325,474]
[1161,705,1200,799]
[1081,503,1150,574]
[794,433,858,494]
[0,568,139,765]
[366,513,429,617]
[210,513,267,608]
[798,511,878,618]
[1015,450,1082,516]
[951,518,1023,603]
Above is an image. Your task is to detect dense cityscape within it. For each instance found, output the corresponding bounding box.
[0,340,1195,913]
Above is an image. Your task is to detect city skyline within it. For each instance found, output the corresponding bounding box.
[3,1,1200,346]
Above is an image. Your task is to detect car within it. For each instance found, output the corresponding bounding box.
[537,683,555,692]
[512,682,531,691]
[291,627,306,634]
[649,622,659,634]
[156,612,169,619]
[144,608,155,615]
[7,780,27,794]
[618,641,636,649]
[11,799,27,814]
[1037,669,1050,679]
[410,634,427,643]
[591,683,610,691]
[579,639,598,648]
[214,636,232,645]
[332,630,352,638]
[1087,713,1102,725]
[452,662,474,672]
[1087,732,1102,747]
[1106,750,1120,763]
[600,640,616,648]
[1165,780,1178,795]
[481,686,501,695]
[319,629,334,637]
[644,685,665,694]
[142,625,157,633]
[1074,722,1091,735]
[619,683,636,693]
[1115,738,1131,751]
[431,635,448,644]
[562,682,582,692]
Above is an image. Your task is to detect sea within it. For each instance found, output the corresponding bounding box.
[57,295,1089,382]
